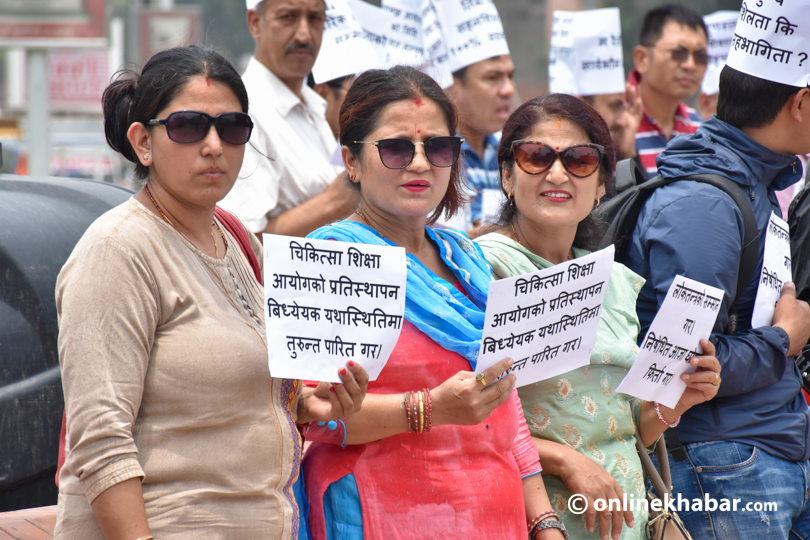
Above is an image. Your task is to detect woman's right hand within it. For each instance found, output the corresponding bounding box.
[558,449,635,540]
[430,357,516,426]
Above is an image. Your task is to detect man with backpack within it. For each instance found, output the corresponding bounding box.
[622,1,810,537]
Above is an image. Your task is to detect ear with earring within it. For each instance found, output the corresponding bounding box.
[143,152,151,164]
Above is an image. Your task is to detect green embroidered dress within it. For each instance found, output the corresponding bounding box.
[477,232,648,540]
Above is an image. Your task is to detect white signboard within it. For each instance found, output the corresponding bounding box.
[727,1,810,87]
[475,246,615,387]
[571,8,625,96]
[548,10,577,95]
[616,276,724,408]
[420,0,453,88]
[702,10,739,95]
[751,212,792,327]
[263,235,407,382]
[433,0,509,74]
[380,0,426,67]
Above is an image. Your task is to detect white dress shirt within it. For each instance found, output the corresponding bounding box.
[220,57,342,232]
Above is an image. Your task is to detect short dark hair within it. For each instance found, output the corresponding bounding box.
[639,3,707,47]
[496,93,615,251]
[717,65,803,129]
[451,55,505,84]
[339,65,465,225]
[102,45,248,180]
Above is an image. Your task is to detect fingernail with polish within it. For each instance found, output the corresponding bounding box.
[340,367,347,375]
[348,360,355,367]
[329,386,335,392]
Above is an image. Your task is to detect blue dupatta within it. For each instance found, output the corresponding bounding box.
[308,221,492,368]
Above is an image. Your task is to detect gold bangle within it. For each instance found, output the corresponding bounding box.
[418,391,424,433]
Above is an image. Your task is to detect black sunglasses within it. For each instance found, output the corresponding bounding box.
[511,140,605,178]
[353,136,464,169]
[148,110,254,145]
[652,46,709,66]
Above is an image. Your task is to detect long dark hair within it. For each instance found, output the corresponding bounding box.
[339,65,465,225]
[496,93,616,251]
[102,45,248,180]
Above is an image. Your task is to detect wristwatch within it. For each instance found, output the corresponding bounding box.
[535,519,569,539]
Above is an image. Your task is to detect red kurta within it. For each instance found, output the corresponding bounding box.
[304,321,538,539]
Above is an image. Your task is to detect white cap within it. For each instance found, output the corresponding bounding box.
[726,0,810,87]
[311,0,384,84]
[702,11,739,95]
[431,0,510,75]
[246,0,262,10]
[549,8,625,96]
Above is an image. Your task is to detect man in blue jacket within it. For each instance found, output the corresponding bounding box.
[625,4,810,536]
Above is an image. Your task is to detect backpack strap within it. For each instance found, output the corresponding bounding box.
[686,174,759,307]
[214,206,263,285]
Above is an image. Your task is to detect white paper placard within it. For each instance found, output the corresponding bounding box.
[751,212,792,327]
[549,10,577,95]
[263,234,407,382]
[312,0,385,84]
[616,275,724,409]
[475,245,615,387]
[702,11,739,95]
[727,1,810,87]
[549,9,625,96]
[419,0,454,88]
[571,8,625,96]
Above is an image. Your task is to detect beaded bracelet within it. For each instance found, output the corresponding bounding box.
[404,391,413,433]
[527,510,559,532]
[654,401,681,428]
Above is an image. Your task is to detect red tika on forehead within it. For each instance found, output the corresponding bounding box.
[205,77,211,87]
[413,97,424,107]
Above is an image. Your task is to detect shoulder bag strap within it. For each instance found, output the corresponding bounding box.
[214,206,262,285]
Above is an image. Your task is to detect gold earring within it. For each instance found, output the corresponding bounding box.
[143,152,151,162]
[593,198,600,210]
[509,193,515,207]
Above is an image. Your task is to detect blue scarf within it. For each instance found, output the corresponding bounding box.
[308,221,492,368]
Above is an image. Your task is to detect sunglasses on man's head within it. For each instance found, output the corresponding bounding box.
[148,110,254,145]
[353,136,464,169]
[511,140,604,178]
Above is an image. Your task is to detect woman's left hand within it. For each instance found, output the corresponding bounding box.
[298,361,369,424]
[671,339,721,414]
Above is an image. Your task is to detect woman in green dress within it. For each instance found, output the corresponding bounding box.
[476,93,722,540]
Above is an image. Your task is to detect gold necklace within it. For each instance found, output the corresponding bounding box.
[144,183,227,258]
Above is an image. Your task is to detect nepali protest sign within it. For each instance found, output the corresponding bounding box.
[751,212,792,327]
[726,0,810,87]
[475,245,614,387]
[263,234,407,382]
[616,275,723,408]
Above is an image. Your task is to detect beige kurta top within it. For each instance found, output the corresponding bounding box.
[54,198,302,540]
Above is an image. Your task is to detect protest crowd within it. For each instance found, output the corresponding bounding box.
[50,0,810,539]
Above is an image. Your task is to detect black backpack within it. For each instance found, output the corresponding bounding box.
[788,175,810,389]
[596,158,760,334]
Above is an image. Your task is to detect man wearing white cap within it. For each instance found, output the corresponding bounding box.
[434,0,512,229]
[630,4,708,176]
[626,0,810,536]
[219,0,355,237]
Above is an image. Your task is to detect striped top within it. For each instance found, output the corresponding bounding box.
[630,70,703,176]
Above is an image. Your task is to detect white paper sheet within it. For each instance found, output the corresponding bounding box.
[479,188,505,225]
[751,212,792,328]
[474,245,615,387]
[419,0,454,88]
[570,8,625,96]
[702,11,739,95]
[549,9,625,96]
[380,0,427,67]
[616,276,724,409]
[726,1,810,87]
[548,10,577,95]
[263,235,407,382]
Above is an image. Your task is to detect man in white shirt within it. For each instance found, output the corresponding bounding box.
[221,0,357,236]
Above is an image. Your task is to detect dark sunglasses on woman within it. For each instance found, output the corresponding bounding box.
[148,110,254,145]
[353,136,464,169]
[511,140,604,178]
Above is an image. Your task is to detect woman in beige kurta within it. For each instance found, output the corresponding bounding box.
[55,46,366,540]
